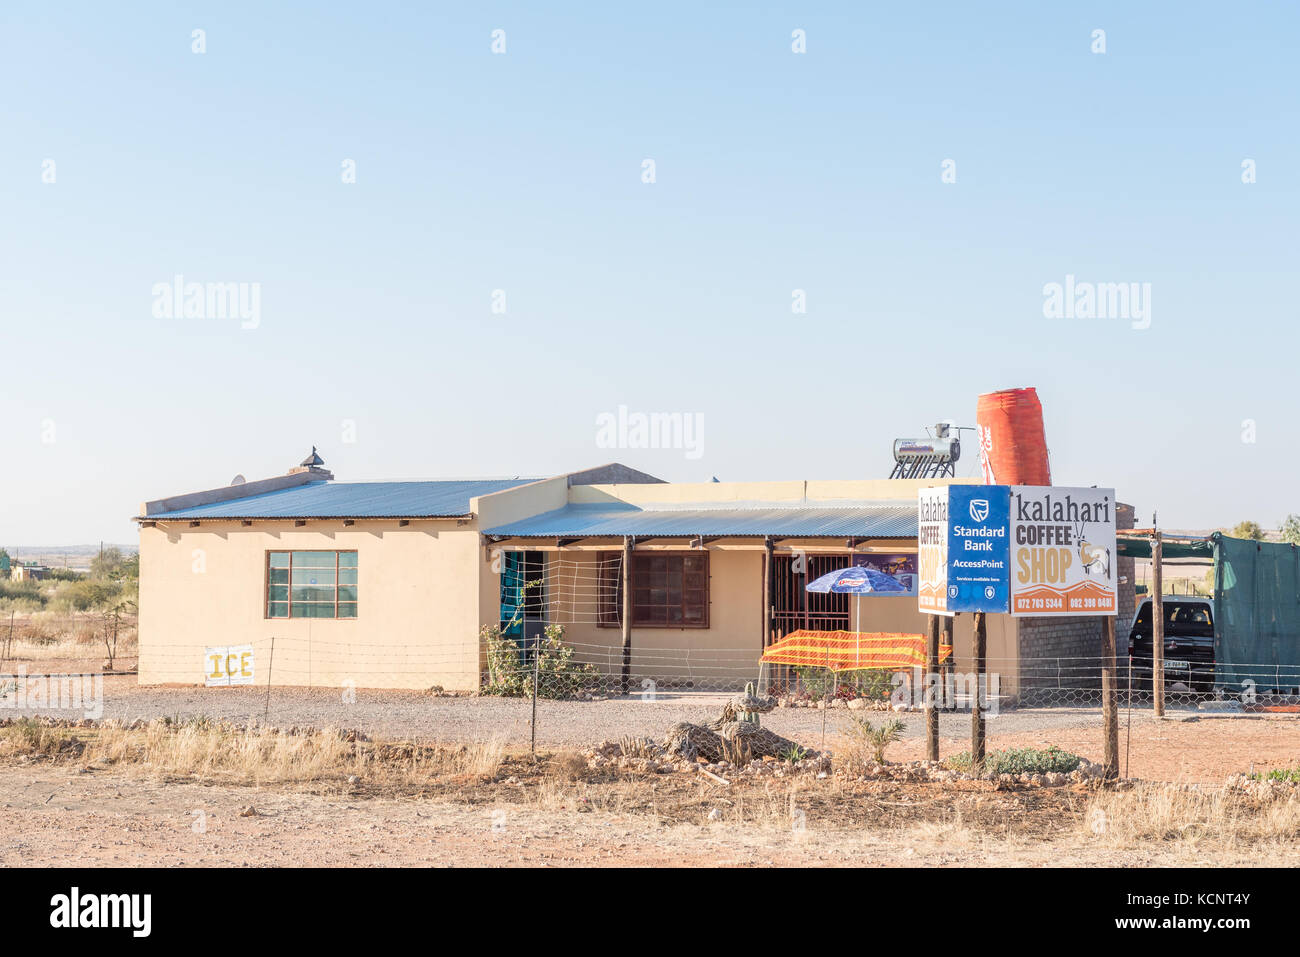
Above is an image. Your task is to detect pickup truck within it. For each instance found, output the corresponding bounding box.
[1128,597,1215,692]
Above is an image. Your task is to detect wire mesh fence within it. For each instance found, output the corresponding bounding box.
[0,610,138,669]
[126,632,1300,711]
[6,628,1299,782]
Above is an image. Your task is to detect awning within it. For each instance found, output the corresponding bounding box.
[1116,531,1215,560]
[762,630,953,672]
[483,500,918,539]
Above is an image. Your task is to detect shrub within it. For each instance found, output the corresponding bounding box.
[482,624,598,700]
[947,746,1082,776]
[0,580,46,609]
[1252,766,1300,783]
[795,666,894,702]
[47,580,121,613]
[843,715,906,764]
[43,568,85,582]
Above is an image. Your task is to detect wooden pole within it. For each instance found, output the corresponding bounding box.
[263,636,275,722]
[925,614,940,761]
[621,537,633,695]
[530,642,540,760]
[942,614,955,711]
[1151,530,1165,717]
[762,539,773,646]
[1101,615,1119,779]
[760,540,773,695]
[971,612,986,768]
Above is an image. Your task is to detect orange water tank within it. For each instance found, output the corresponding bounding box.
[976,388,1052,486]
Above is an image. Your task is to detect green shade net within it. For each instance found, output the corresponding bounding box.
[1214,534,1300,692]
[499,552,525,638]
[1116,537,1215,560]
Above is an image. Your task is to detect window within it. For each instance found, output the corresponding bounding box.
[598,551,709,628]
[266,551,357,619]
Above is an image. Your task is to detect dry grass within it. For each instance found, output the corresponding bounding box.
[0,633,138,669]
[1083,782,1300,850]
[0,719,511,791]
[0,718,81,759]
[89,721,361,784]
[5,718,1299,863]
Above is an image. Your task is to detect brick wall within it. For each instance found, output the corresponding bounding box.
[1014,500,1136,703]
[1016,616,1104,701]
[1116,502,1136,655]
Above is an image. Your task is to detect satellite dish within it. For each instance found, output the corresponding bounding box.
[231,474,246,486]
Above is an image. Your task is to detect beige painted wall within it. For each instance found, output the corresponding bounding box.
[138,520,484,691]
[570,477,979,507]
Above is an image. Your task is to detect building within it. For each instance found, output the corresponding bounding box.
[135,451,1133,699]
[10,562,48,582]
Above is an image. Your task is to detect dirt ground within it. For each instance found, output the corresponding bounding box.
[893,714,1300,785]
[0,716,1297,867]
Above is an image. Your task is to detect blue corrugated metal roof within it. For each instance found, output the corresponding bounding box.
[146,479,538,519]
[484,501,918,538]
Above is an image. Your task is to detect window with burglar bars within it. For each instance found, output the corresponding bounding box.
[598,551,709,628]
[266,550,358,619]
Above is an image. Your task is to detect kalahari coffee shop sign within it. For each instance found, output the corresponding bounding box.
[918,486,1116,617]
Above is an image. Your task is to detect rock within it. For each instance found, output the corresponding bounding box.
[347,775,360,786]
[239,805,257,817]
[847,699,866,710]
[708,808,722,822]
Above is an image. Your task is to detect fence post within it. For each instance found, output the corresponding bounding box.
[263,636,275,722]
[620,537,633,695]
[942,615,955,711]
[1152,530,1165,717]
[925,614,939,761]
[971,612,986,768]
[1125,653,1133,778]
[821,644,830,750]
[530,643,540,760]
[1101,616,1119,779]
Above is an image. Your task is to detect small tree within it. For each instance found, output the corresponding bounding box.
[90,546,124,580]
[1231,520,1266,541]
[1280,514,1300,546]
[100,598,136,671]
[844,715,906,764]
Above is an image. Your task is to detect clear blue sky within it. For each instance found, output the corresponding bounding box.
[2,2,1296,543]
